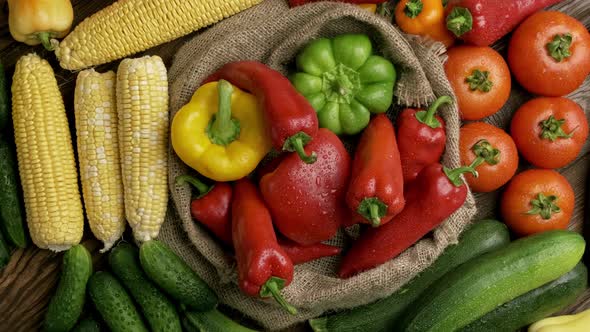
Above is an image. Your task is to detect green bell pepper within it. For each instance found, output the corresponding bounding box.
[291,34,396,135]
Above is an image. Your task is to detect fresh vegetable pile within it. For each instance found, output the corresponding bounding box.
[0,0,589,331]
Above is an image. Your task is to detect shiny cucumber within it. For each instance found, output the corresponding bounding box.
[0,138,27,248]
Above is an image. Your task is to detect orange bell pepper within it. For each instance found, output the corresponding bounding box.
[395,0,455,47]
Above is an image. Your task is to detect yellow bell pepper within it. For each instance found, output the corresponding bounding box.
[529,309,590,332]
[8,0,74,50]
[358,4,378,13]
[171,80,271,182]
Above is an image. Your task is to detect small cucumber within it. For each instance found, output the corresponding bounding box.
[109,243,182,332]
[400,230,586,332]
[43,244,93,332]
[0,63,9,130]
[461,262,588,332]
[88,271,148,332]
[0,138,27,248]
[0,229,10,269]
[309,220,510,332]
[71,315,101,332]
[184,309,259,332]
[139,240,218,311]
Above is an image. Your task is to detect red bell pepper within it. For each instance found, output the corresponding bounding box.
[278,238,341,264]
[346,114,405,227]
[397,96,451,183]
[176,175,233,245]
[289,0,386,6]
[260,128,351,245]
[232,178,297,314]
[338,162,477,278]
[205,61,319,164]
[445,0,564,46]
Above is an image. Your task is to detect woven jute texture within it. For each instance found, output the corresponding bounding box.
[159,0,477,329]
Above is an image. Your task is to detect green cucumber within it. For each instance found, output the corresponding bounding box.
[43,244,93,332]
[139,240,218,311]
[88,271,148,332]
[184,309,259,332]
[0,228,10,269]
[309,220,510,332]
[461,262,588,332]
[0,138,27,248]
[0,63,9,130]
[71,316,101,332]
[109,243,182,332]
[400,230,586,332]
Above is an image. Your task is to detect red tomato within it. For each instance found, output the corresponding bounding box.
[501,169,574,237]
[445,46,511,120]
[508,11,590,96]
[460,122,519,193]
[510,97,588,169]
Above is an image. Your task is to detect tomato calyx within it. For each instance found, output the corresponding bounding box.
[404,0,423,18]
[446,7,473,37]
[527,193,561,220]
[546,33,573,62]
[539,115,574,142]
[465,69,493,92]
[471,139,500,168]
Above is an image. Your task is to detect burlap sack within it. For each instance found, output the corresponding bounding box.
[159,0,477,329]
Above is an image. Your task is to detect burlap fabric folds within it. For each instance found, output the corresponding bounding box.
[159,0,477,329]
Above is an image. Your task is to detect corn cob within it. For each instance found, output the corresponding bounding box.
[52,0,263,70]
[75,69,126,252]
[11,54,84,251]
[117,56,169,242]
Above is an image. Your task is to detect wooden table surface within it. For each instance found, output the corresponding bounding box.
[0,1,589,331]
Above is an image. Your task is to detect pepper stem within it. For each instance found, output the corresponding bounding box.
[282,132,317,164]
[546,33,573,62]
[465,69,493,92]
[415,95,452,129]
[357,197,388,227]
[443,160,479,187]
[404,0,423,18]
[259,277,298,315]
[471,139,500,167]
[539,115,574,142]
[527,193,561,220]
[207,80,241,146]
[36,32,54,51]
[446,7,473,37]
[175,175,213,198]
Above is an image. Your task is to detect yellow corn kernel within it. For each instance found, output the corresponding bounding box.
[53,0,263,70]
[12,53,84,251]
[75,69,126,252]
[117,56,169,242]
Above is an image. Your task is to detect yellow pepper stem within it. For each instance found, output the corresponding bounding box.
[37,32,54,51]
[207,80,240,146]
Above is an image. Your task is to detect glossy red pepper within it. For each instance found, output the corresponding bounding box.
[338,162,477,278]
[205,61,319,164]
[176,175,233,245]
[346,114,405,227]
[397,96,451,183]
[445,0,564,46]
[289,0,386,6]
[278,238,341,264]
[260,128,351,245]
[232,178,297,314]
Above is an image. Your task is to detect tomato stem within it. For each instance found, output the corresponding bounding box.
[404,0,423,18]
[465,69,493,92]
[539,115,573,142]
[446,7,473,37]
[546,33,573,62]
[471,139,500,167]
[527,193,561,220]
